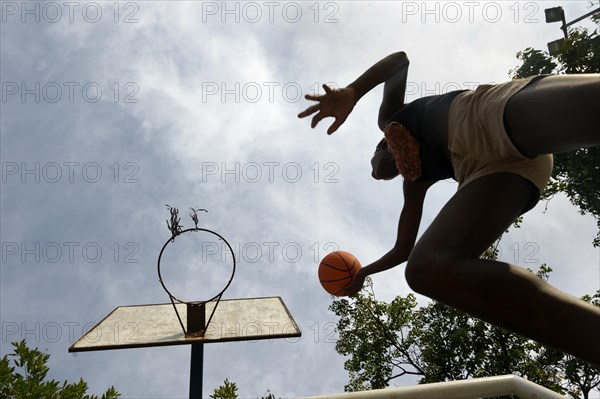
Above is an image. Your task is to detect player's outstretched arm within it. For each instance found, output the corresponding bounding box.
[298,51,410,134]
[346,51,410,131]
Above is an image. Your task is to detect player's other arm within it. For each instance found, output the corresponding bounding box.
[342,180,430,296]
[361,179,431,277]
[298,51,409,135]
[347,51,410,131]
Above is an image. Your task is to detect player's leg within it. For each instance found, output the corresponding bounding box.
[504,74,600,158]
[404,172,600,366]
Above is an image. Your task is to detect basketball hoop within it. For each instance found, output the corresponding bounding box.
[157,206,236,337]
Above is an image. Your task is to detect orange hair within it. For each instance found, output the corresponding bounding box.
[383,122,421,181]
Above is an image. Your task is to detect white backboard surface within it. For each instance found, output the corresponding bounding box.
[69,297,301,352]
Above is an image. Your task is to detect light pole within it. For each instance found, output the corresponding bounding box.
[545,4,600,56]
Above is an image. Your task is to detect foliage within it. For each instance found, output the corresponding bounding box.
[0,340,120,399]
[510,14,600,247]
[510,47,557,78]
[331,211,600,396]
[210,378,238,399]
[331,282,421,391]
[210,378,278,399]
[330,271,600,398]
[331,229,599,398]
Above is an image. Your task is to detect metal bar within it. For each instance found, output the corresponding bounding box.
[189,343,204,399]
[299,374,567,399]
[563,7,600,29]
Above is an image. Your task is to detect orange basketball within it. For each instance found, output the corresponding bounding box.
[318,251,361,296]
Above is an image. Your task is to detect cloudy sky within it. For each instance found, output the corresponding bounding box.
[1,1,599,398]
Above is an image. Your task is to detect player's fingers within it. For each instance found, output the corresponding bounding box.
[340,284,356,297]
[327,116,346,135]
[323,84,333,94]
[304,93,323,101]
[327,122,340,135]
[297,104,320,118]
[311,112,325,128]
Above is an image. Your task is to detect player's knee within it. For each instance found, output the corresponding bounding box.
[405,250,452,297]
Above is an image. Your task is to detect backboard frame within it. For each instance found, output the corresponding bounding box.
[69,296,301,353]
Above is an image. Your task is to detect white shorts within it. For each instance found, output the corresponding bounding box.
[448,76,553,196]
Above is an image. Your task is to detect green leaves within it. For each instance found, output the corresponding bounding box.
[209,378,279,399]
[330,270,600,397]
[0,340,120,399]
[510,47,558,78]
[329,280,421,391]
[544,149,600,247]
[557,28,600,74]
[510,16,600,247]
[210,378,239,399]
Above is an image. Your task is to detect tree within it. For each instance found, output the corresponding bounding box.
[331,225,600,398]
[0,340,120,399]
[510,10,600,247]
[558,292,600,399]
[210,379,277,399]
[210,378,238,399]
[330,270,600,398]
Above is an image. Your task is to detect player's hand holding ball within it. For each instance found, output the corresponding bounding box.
[340,266,367,296]
[318,251,365,296]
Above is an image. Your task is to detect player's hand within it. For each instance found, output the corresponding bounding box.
[340,267,367,297]
[297,84,356,135]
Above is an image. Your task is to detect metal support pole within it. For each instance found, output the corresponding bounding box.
[560,8,568,40]
[189,343,204,399]
[187,302,206,399]
[563,7,600,31]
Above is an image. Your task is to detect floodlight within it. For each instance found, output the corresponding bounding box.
[547,38,565,56]
[545,7,564,23]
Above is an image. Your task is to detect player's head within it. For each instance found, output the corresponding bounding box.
[371,138,400,180]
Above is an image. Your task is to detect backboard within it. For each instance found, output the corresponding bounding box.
[69,296,301,352]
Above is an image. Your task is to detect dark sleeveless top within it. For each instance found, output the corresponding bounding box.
[387,90,467,183]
